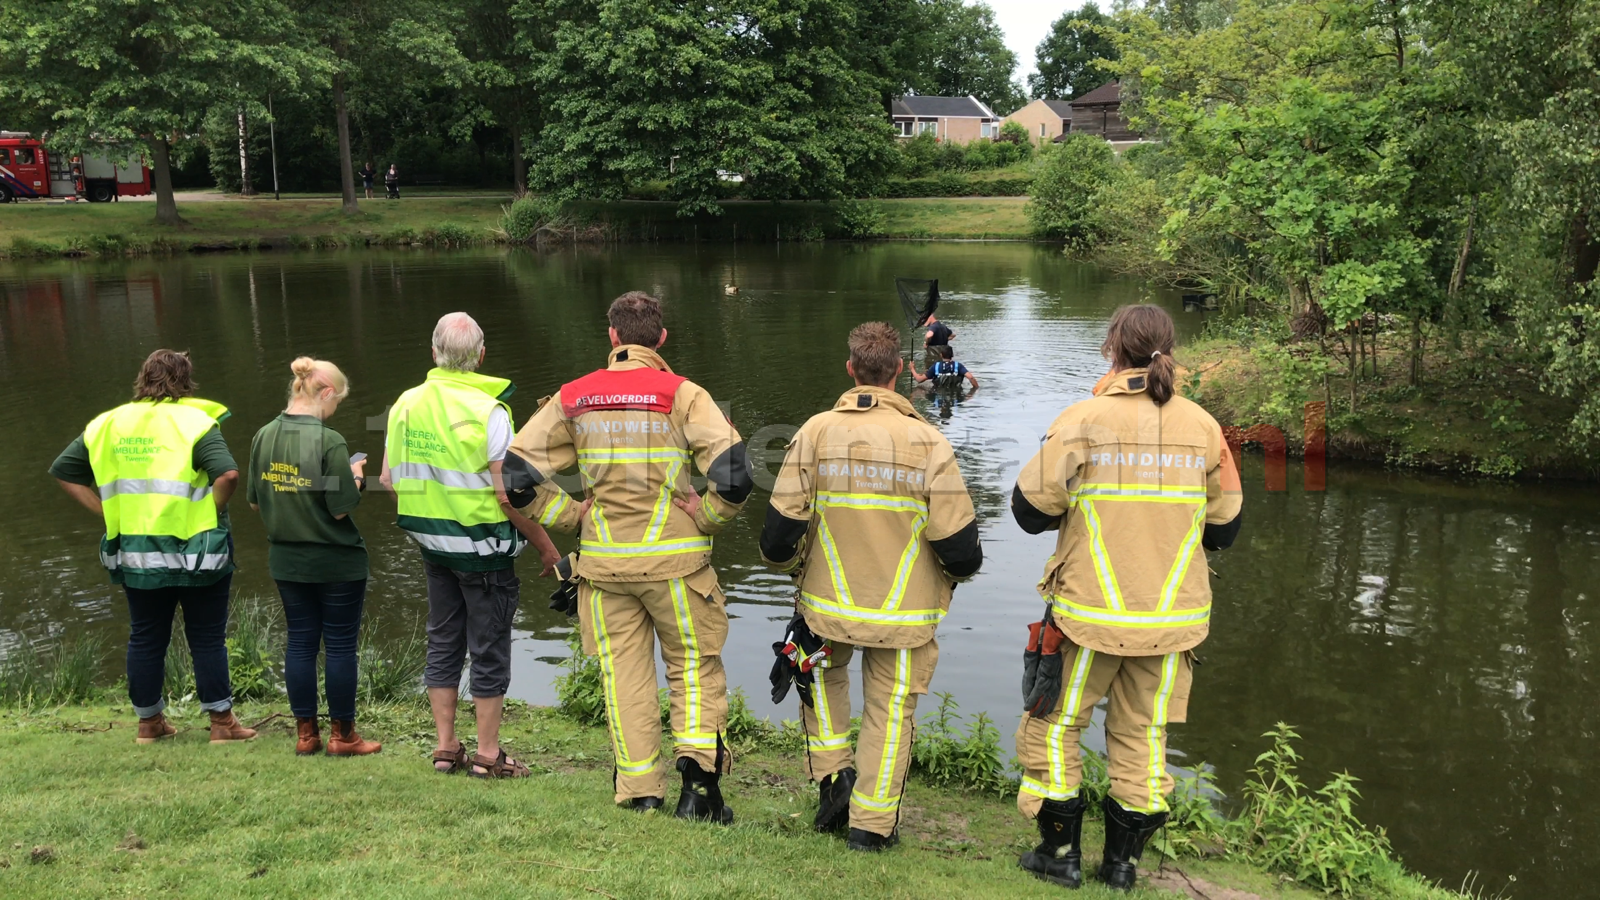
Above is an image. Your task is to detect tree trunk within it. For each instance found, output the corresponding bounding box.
[334,73,358,215]
[237,109,255,196]
[1568,208,1600,290]
[511,124,526,197]
[149,136,182,226]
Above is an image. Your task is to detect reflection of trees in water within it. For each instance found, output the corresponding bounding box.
[1195,467,1600,895]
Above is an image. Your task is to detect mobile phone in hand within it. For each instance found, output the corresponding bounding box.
[349,452,368,465]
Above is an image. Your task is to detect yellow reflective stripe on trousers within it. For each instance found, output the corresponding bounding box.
[1049,595,1210,629]
[589,585,658,778]
[800,592,944,627]
[1043,646,1095,801]
[808,663,849,751]
[870,648,913,807]
[538,490,571,527]
[815,513,854,605]
[1021,776,1079,801]
[1158,504,1206,611]
[643,458,685,542]
[1078,500,1126,610]
[668,578,703,746]
[1138,652,1180,813]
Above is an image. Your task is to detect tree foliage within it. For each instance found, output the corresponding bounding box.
[1028,3,1118,101]
[919,0,1025,114]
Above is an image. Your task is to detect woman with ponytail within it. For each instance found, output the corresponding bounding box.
[1008,305,1243,891]
[247,357,381,758]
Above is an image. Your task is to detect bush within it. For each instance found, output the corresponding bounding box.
[500,194,565,242]
[227,594,282,702]
[1025,133,1119,248]
[555,629,606,725]
[909,692,1012,796]
[359,629,427,705]
[1229,723,1395,895]
[831,200,887,238]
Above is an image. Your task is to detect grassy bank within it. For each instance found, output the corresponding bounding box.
[0,195,1031,258]
[1180,325,1596,481]
[0,700,1461,900]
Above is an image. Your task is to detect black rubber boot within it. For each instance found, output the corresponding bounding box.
[674,757,734,825]
[624,796,664,813]
[814,768,857,833]
[846,827,899,852]
[1097,796,1167,890]
[1018,795,1087,888]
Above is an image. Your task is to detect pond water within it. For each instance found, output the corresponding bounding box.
[1,244,1593,897]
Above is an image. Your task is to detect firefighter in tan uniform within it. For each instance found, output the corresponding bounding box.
[760,322,983,851]
[1010,305,1242,890]
[505,292,753,822]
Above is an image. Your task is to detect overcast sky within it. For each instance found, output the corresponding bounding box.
[992,0,1071,81]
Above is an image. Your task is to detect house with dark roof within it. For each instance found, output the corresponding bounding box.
[891,95,1001,144]
[1003,98,1074,144]
[1065,81,1138,142]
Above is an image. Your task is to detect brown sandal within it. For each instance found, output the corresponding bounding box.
[432,742,468,774]
[468,748,531,779]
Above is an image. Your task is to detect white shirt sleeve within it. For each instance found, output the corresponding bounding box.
[486,407,512,463]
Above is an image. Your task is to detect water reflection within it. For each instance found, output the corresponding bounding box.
[0,246,1591,896]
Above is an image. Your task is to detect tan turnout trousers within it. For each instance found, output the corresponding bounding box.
[578,567,729,803]
[801,638,939,837]
[1015,643,1192,818]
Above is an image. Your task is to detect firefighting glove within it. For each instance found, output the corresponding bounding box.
[769,613,831,707]
[1022,606,1068,718]
[547,552,581,617]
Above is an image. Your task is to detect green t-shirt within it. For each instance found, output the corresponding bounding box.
[49,426,238,589]
[246,414,369,584]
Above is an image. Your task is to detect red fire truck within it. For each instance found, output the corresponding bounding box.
[0,131,153,202]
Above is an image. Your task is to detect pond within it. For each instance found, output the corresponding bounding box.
[1,243,1593,897]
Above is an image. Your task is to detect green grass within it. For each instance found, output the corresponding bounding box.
[0,701,1334,900]
[0,195,1034,258]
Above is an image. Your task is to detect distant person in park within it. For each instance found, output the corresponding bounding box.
[385,163,400,200]
[360,161,376,200]
[1009,304,1242,891]
[49,349,256,746]
[381,313,561,778]
[248,357,380,758]
[909,345,979,392]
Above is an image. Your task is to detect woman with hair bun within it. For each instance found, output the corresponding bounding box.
[247,357,380,758]
[1009,304,1243,891]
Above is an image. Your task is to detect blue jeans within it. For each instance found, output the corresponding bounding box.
[276,579,367,722]
[124,574,234,718]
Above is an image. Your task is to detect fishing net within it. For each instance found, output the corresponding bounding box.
[895,278,939,332]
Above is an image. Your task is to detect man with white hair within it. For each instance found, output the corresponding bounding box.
[382,312,561,778]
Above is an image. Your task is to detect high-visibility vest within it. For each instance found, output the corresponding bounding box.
[386,368,525,566]
[84,398,232,581]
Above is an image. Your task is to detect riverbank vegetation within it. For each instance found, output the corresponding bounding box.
[1023,0,1600,476]
[0,625,1484,899]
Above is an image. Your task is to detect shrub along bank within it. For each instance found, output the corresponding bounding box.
[0,627,1479,899]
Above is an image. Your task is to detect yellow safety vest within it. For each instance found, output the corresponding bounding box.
[83,398,232,584]
[386,368,524,569]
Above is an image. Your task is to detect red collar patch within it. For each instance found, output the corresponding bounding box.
[560,367,687,417]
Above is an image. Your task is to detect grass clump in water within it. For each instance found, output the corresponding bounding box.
[358,628,426,706]
[0,632,107,707]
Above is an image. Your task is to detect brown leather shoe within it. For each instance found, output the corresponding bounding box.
[327,720,381,757]
[135,713,175,745]
[209,710,258,744]
[295,717,322,756]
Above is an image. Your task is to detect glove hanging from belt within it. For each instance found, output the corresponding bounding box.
[547,551,581,617]
[769,613,831,707]
[1022,602,1068,717]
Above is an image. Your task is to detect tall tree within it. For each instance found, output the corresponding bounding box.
[1029,3,1118,100]
[0,0,323,224]
[295,0,469,213]
[525,0,895,214]
[922,0,1025,113]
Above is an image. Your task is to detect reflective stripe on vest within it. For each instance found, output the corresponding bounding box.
[1065,482,1206,616]
[812,491,928,612]
[579,535,712,558]
[799,591,945,627]
[1049,593,1211,629]
[83,399,230,579]
[387,369,524,563]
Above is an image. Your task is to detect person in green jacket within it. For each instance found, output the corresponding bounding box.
[50,349,257,745]
[248,357,381,758]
